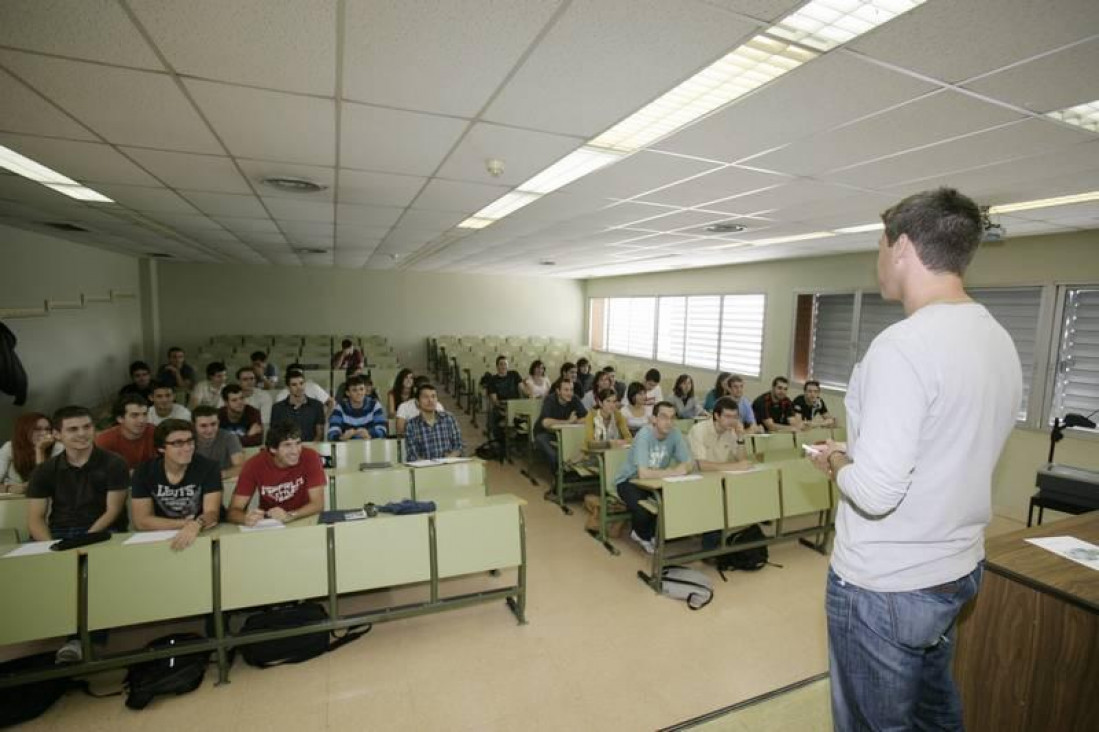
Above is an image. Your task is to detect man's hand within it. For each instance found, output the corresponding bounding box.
[341,429,356,441]
[266,507,290,522]
[808,439,844,477]
[172,521,201,551]
[567,412,579,423]
[244,509,265,527]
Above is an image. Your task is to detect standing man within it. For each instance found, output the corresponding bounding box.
[751,377,802,433]
[218,384,264,447]
[95,393,157,469]
[130,419,221,552]
[485,355,522,442]
[403,383,463,461]
[228,422,325,526]
[157,347,195,390]
[271,371,326,442]
[809,188,1021,731]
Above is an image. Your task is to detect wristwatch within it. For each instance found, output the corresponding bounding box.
[192,515,207,529]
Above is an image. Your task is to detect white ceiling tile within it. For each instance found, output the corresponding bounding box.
[0,0,163,69]
[963,38,1099,114]
[186,79,335,165]
[94,184,201,214]
[746,91,1025,177]
[850,0,1099,84]
[336,203,403,228]
[343,0,561,117]
[236,232,288,246]
[617,208,736,233]
[397,209,465,232]
[0,68,97,141]
[338,169,424,208]
[262,197,334,223]
[335,236,382,250]
[826,119,1096,189]
[412,179,510,213]
[181,192,267,218]
[484,0,757,137]
[213,216,281,234]
[564,151,722,200]
[340,102,468,176]
[435,123,584,187]
[0,134,159,186]
[885,156,1099,208]
[637,165,789,208]
[278,220,333,239]
[656,53,936,163]
[702,0,804,23]
[131,0,336,95]
[0,51,221,153]
[334,250,370,268]
[239,160,335,201]
[143,213,224,231]
[122,148,252,193]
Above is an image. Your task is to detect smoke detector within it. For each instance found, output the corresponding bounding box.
[261,176,328,194]
[485,158,505,178]
[704,221,747,234]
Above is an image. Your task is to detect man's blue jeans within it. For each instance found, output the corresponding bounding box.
[826,563,982,731]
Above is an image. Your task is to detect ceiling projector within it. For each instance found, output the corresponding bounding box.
[981,222,1006,243]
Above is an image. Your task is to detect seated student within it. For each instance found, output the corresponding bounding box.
[792,380,836,428]
[559,361,578,386]
[403,383,463,461]
[581,370,614,410]
[331,338,365,371]
[620,381,654,436]
[148,380,192,426]
[95,393,157,469]
[689,397,752,551]
[250,351,278,389]
[533,377,587,468]
[334,364,367,403]
[189,361,228,410]
[27,405,128,663]
[583,388,631,449]
[218,384,263,447]
[575,358,595,397]
[520,360,551,399]
[602,365,627,401]
[130,419,220,552]
[395,376,448,435]
[1,412,63,495]
[702,371,732,413]
[643,368,663,405]
[485,355,522,440]
[228,421,325,526]
[275,363,334,410]
[327,375,387,441]
[614,401,692,555]
[387,368,415,415]
[752,376,802,433]
[727,374,761,434]
[157,346,195,390]
[271,370,326,442]
[193,405,244,478]
[119,360,154,403]
[237,367,272,426]
[670,374,705,418]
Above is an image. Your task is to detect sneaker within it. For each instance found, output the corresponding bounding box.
[55,639,82,664]
[630,530,655,555]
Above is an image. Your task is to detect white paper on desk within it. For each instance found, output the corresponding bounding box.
[1026,536,1099,571]
[123,530,180,545]
[405,459,443,468]
[664,474,703,483]
[723,465,760,474]
[438,457,471,464]
[3,540,60,558]
[239,518,285,533]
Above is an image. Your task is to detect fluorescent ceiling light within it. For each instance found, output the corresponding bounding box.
[1046,100,1099,132]
[770,0,927,53]
[834,222,884,234]
[589,35,817,154]
[989,191,1099,215]
[43,183,114,203]
[456,216,495,230]
[474,191,541,221]
[518,146,624,195]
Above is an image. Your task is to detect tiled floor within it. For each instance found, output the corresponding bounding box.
[13,393,1026,731]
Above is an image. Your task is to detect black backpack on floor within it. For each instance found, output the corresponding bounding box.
[716,524,771,577]
[0,652,70,726]
[239,602,371,668]
[124,633,210,710]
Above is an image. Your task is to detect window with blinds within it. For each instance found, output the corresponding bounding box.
[594,293,765,376]
[1052,287,1099,425]
[971,287,1042,420]
[809,293,855,389]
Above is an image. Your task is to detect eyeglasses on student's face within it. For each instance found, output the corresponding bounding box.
[164,438,196,448]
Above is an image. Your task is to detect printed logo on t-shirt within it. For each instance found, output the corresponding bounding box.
[153,483,201,518]
[647,444,669,468]
[261,476,305,505]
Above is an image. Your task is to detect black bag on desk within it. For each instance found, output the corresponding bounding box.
[124,633,210,710]
[0,652,70,726]
[239,602,371,668]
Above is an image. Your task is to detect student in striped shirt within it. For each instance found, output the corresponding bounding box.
[327,376,387,441]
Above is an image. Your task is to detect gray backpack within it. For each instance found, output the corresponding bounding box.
[658,565,714,610]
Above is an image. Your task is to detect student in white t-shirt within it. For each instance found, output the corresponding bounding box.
[149,382,192,426]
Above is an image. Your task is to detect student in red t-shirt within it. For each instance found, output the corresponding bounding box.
[228,421,325,526]
[94,393,156,469]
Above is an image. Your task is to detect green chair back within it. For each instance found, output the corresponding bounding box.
[332,469,413,509]
[412,461,487,502]
[334,515,431,592]
[332,439,402,469]
[219,523,328,610]
[0,550,78,645]
[661,474,725,540]
[435,502,522,578]
[776,459,833,517]
[725,467,782,527]
[0,497,29,541]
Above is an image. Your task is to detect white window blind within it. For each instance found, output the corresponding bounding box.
[686,296,722,368]
[971,287,1042,419]
[656,296,686,363]
[605,297,631,355]
[810,293,855,388]
[626,296,656,358]
[1052,287,1099,423]
[719,294,765,376]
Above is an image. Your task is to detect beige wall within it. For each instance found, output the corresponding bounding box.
[584,230,1099,522]
[156,263,585,369]
[0,224,143,441]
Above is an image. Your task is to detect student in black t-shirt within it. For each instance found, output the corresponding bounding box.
[485,355,522,441]
[119,360,154,403]
[131,419,222,552]
[534,378,588,469]
[751,376,803,433]
[792,380,836,428]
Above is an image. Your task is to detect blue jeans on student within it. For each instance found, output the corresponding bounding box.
[535,432,557,470]
[616,481,656,541]
[826,563,982,732]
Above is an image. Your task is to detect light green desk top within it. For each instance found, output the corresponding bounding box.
[431,493,526,512]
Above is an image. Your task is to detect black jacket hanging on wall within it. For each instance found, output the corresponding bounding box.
[0,322,28,405]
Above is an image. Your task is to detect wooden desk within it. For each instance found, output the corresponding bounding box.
[955,511,1099,731]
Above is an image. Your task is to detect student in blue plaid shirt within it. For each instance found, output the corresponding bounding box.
[404,384,463,461]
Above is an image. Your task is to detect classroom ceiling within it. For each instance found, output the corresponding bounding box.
[0,0,1097,278]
